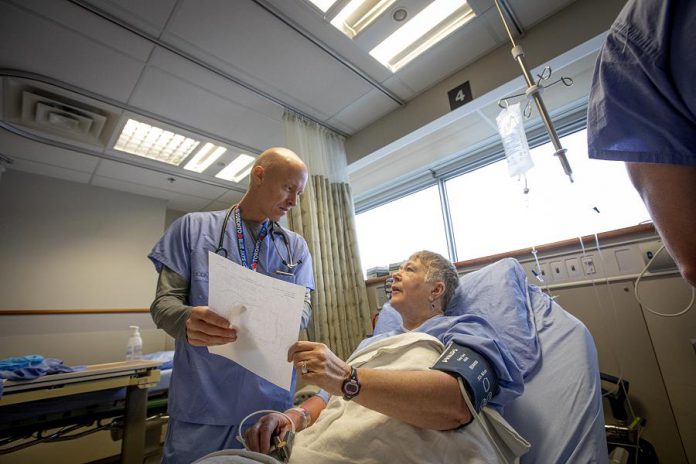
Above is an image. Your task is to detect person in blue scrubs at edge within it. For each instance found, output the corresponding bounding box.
[148,147,315,463]
[587,0,696,287]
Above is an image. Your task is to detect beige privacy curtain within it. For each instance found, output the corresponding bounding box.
[283,111,372,359]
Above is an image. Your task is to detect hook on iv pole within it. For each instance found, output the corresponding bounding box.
[492,0,575,183]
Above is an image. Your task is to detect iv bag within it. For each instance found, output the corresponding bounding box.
[496,103,534,177]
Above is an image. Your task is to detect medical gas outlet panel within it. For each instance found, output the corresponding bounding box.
[518,239,677,288]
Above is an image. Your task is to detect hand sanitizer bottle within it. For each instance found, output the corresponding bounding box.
[126,325,143,361]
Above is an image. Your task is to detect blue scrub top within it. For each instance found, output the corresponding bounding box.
[587,0,696,166]
[148,210,315,426]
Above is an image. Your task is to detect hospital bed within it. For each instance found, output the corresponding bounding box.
[374,258,608,463]
[0,354,174,464]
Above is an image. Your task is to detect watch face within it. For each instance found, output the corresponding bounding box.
[344,381,360,396]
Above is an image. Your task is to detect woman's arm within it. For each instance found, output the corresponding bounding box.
[289,341,471,430]
[351,368,471,430]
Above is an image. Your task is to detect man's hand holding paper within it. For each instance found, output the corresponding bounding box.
[185,306,237,346]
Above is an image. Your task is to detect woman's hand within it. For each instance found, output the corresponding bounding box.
[288,341,351,395]
[243,412,293,455]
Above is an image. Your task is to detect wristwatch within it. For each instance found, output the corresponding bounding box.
[341,367,361,401]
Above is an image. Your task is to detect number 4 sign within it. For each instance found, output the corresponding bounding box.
[447,81,472,111]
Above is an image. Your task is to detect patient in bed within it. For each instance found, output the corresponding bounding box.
[196,251,529,464]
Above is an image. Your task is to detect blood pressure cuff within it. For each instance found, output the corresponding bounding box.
[432,341,500,413]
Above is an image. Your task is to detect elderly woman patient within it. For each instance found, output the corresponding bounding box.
[197,251,528,464]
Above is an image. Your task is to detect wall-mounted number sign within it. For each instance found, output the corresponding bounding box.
[447,81,472,111]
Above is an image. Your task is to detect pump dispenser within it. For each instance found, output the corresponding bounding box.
[126,325,143,361]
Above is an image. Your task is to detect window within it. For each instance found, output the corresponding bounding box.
[445,129,651,261]
[353,128,651,274]
[355,185,449,275]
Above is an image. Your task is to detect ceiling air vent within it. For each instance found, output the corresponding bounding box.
[20,90,107,144]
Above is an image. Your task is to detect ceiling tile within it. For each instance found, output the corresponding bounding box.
[94,159,229,199]
[329,89,401,132]
[147,47,282,121]
[201,199,242,212]
[162,0,375,119]
[92,175,213,212]
[263,0,394,82]
[215,190,246,206]
[7,0,154,61]
[7,160,92,184]
[129,66,283,149]
[380,75,417,101]
[80,0,179,38]
[507,0,579,29]
[0,130,100,173]
[0,1,150,102]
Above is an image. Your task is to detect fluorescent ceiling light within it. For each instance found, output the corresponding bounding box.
[183,143,227,173]
[306,0,338,13]
[370,0,475,72]
[114,118,199,165]
[215,154,256,182]
[330,0,397,38]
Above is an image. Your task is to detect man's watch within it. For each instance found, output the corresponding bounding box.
[341,367,361,401]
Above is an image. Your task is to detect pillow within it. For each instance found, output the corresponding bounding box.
[446,258,540,375]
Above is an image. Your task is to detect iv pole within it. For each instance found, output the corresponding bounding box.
[493,0,574,182]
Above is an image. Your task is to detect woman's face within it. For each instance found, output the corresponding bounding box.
[390,258,434,313]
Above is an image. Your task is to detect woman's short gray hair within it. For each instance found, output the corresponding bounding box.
[409,250,459,309]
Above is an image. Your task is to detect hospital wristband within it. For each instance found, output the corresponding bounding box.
[287,407,310,430]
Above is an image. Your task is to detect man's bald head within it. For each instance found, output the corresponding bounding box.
[238,147,309,222]
[251,147,307,180]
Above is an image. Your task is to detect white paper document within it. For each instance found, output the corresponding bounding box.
[207,251,306,391]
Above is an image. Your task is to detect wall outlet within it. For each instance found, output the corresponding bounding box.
[549,261,568,281]
[565,258,582,279]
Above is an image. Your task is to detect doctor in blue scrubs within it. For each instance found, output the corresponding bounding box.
[148,147,315,463]
[587,0,696,287]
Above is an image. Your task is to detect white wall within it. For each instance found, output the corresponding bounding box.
[0,170,166,310]
[0,169,170,363]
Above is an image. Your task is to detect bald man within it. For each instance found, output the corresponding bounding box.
[148,147,315,463]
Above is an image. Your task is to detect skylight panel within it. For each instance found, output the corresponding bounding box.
[215,154,256,182]
[369,0,475,72]
[183,143,227,173]
[114,118,199,166]
[330,0,398,38]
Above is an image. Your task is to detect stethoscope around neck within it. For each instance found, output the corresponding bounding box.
[214,207,301,276]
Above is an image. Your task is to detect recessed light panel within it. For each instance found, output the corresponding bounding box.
[114,118,199,166]
[215,154,256,183]
[370,0,475,72]
[183,143,227,173]
[330,0,398,38]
